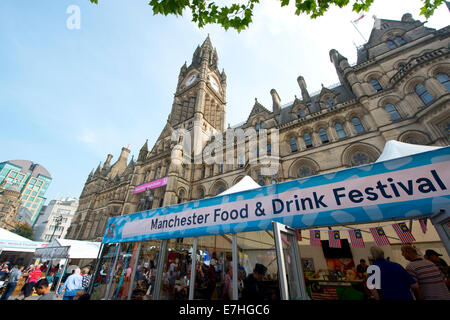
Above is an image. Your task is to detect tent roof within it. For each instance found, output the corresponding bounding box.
[54,239,101,259]
[0,227,34,242]
[376,140,442,163]
[0,227,48,252]
[218,176,261,196]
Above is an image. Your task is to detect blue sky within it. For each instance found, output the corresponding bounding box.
[0,0,448,204]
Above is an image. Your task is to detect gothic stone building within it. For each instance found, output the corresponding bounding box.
[67,13,450,241]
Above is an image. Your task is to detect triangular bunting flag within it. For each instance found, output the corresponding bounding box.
[370,227,390,246]
[419,218,428,234]
[310,230,321,247]
[348,229,365,248]
[392,222,416,243]
[328,230,341,248]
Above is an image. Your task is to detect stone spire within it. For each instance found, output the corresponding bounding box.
[138,139,148,161]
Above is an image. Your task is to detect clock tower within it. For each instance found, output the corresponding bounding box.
[169,35,227,134]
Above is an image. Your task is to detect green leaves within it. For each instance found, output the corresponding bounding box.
[88,0,446,32]
[420,0,446,18]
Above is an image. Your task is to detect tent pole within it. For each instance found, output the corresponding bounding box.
[430,210,450,256]
[105,243,121,300]
[127,242,142,300]
[55,258,68,294]
[153,239,168,300]
[188,238,197,300]
[88,242,105,295]
[232,234,238,300]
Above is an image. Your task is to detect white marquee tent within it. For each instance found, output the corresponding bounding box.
[34,238,101,260]
[217,175,261,196]
[375,140,442,162]
[0,227,47,253]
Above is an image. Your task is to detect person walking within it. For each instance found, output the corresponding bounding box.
[425,249,450,289]
[241,263,267,300]
[401,245,450,300]
[369,246,420,300]
[57,268,83,300]
[0,265,24,300]
[21,264,43,300]
[0,264,9,281]
[81,268,91,290]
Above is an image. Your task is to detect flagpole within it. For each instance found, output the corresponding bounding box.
[350,20,367,43]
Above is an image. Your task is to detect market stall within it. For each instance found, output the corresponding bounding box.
[34,238,101,291]
[0,227,48,266]
[92,143,450,300]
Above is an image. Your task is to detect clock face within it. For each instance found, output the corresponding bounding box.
[185,73,197,86]
[209,75,219,92]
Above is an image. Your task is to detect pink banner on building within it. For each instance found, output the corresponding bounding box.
[134,177,168,194]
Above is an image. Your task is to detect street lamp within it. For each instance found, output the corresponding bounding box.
[140,190,154,210]
[50,215,63,242]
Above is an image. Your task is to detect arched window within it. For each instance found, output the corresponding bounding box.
[289,137,298,153]
[298,166,314,178]
[304,133,313,148]
[267,143,271,156]
[217,185,226,195]
[387,40,397,49]
[335,123,346,139]
[370,79,383,92]
[351,152,371,166]
[260,121,264,129]
[324,97,335,108]
[395,36,406,45]
[415,84,434,104]
[154,167,160,179]
[165,164,169,176]
[255,123,259,130]
[219,163,223,174]
[318,128,329,144]
[297,109,305,118]
[352,117,365,134]
[197,188,205,200]
[436,73,450,92]
[258,175,265,186]
[177,190,185,204]
[181,165,186,178]
[385,103,401,121]
[238,155,244,168]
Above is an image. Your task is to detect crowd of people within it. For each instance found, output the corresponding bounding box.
[354,245,449,300]
[0,261,93,301]
[1,244,448,301]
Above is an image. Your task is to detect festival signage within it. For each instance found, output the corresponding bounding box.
[103,147,450,244]
[0,239,48,250]
[134,176,169,194]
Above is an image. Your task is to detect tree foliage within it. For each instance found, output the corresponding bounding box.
[13,221,34,241]
[89,0,446,32]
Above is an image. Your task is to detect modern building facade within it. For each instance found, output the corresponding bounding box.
[33,197,79,241]
[67,13,450,242]
[0,160,52,226]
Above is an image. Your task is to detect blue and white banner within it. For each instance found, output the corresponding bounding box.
[103,147,450,244]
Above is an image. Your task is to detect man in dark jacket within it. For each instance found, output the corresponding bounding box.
[241,263,267,300]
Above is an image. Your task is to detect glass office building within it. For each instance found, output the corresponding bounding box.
[0,160,52,226]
